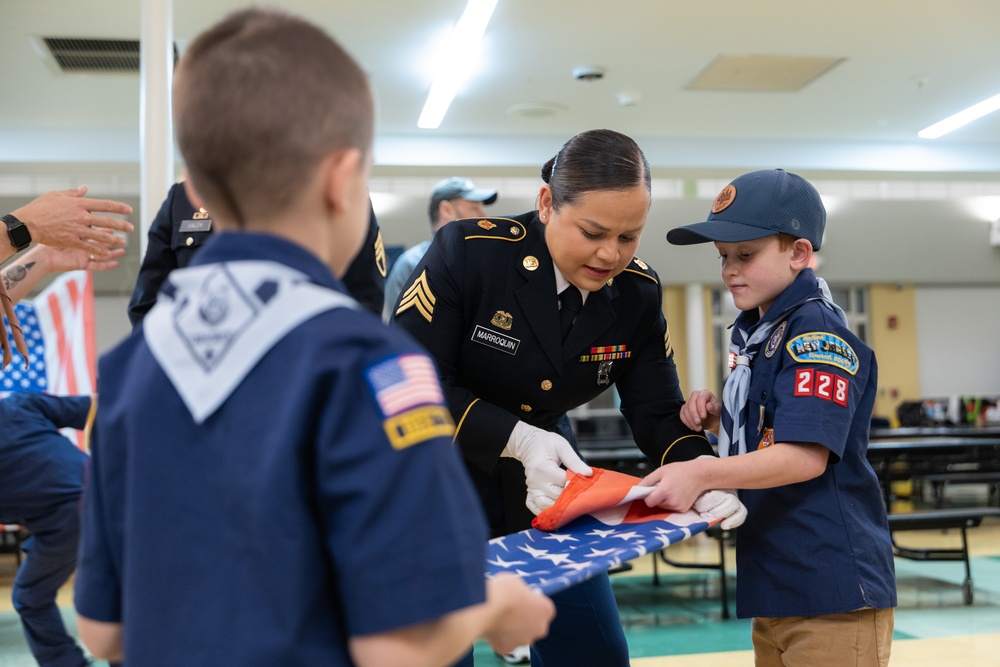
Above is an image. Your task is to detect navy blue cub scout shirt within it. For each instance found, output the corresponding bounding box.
[733,269,896,618]
[76,232,488,666]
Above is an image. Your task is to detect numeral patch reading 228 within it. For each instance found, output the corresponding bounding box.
[793,368,848,407]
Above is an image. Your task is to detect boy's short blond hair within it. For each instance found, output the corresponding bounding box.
[173,8,374,224]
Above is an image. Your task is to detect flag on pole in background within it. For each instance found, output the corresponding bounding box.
[486,468,717,595]
[0,270,96,450]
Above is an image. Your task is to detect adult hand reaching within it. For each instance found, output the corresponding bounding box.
[10,186,133,260]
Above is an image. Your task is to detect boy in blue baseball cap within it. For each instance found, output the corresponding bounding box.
[645,169,896,666]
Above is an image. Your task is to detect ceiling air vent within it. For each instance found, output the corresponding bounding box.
[40,37,178,74]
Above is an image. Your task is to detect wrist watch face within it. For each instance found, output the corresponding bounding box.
[2,214,31,251]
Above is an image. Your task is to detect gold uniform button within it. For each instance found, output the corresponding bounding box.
[185,237,194,247]
[520,404,532,413]
[540,380,553,391]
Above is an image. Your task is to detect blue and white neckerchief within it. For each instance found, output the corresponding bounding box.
[717,275,847,457]
[145,260,357,424]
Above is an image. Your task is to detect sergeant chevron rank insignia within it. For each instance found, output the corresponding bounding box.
[374,231,387,277]
[395,270,436,323]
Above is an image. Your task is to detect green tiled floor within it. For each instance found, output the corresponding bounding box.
[469,552,1000,666]
[1,555,998,665]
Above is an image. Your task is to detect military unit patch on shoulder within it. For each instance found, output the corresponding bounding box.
[395,270,435,323]
[786,332,859,375]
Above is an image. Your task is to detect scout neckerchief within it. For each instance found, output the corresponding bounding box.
[718,270,848,457]
[145,260,357,424]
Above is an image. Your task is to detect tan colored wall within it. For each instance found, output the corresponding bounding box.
[662,286,689,392]
[702,286,720,398]
[868,284,921,425]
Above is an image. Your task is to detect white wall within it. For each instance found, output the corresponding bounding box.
[915,286,1000,396]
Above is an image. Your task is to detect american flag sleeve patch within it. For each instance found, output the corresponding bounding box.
[366,353,445,417]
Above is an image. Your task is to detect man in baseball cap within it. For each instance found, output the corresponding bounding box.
[383,177,498,320]
[427,176,498,222]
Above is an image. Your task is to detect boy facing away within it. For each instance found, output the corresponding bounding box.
[646,169,895,667]
[73,9,552,666]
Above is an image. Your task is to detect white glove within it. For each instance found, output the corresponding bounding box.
[501,421,593,515]
[693,489,747,529]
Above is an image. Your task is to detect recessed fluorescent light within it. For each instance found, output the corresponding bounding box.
[418,0,499,129]
[918,91,1000,139]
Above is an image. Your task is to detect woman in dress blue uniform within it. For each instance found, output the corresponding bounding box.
[392,129,722,667]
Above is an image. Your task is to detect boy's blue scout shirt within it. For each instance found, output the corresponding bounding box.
[730,269,896,618]
[75,232,489,666]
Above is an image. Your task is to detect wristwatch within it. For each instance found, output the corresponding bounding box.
[2,214,31,251]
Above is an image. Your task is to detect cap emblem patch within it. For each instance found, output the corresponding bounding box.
[712,184,737,214]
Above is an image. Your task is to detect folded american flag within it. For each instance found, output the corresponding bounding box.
[486,468,716,595]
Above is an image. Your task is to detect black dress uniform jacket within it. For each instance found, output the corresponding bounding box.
[127,182,387,325]
[393,211,712,534]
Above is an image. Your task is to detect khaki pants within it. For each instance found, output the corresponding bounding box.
[752,607,894,667]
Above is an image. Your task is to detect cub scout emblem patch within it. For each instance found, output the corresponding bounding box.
[764,321,786,358]
[395,270,435,323]
[786,332,859,375]
[478,219,496,230]
[491,310,513,330]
